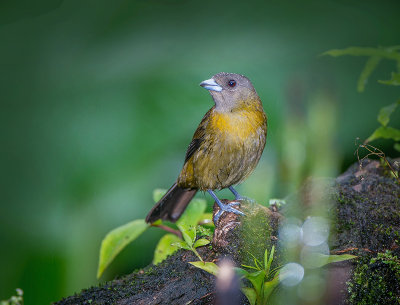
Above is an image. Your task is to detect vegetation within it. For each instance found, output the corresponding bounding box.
[324,46,400,183]
[97,190,212,278]
[0,289,23,305]
[347,251,400,305]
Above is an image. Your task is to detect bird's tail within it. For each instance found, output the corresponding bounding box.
[145,183,198,223]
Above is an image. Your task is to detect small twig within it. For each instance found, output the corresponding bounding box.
[151,224,182,239]
[186,291,215,304]
[332,247,374,254]
[355,140,400,184]
[198,292,215,300]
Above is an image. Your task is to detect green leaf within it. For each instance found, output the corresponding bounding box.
[176,198,207,247]
[198,213,214,226]
[268,198,286,208]
[307,253,357,268]
[241,264,260,271]
[247,251,262,271]
[322,46,399,58]
[176,198,207,228]
[241,287,257,305]
[322,47,380,58]
[171,240,191,250]
[377,101,400,126]
[324,254,357,265]
[263,275,280,303]
[357,56,382,92]
[367,126,400,142]
[97,219,149,278]
[233,267,250,278]
[265,246,275,275]
[394,142,400,152]
[379,72,400,86]
[264,248,268,271]
[246,270,266,294]
[189,261,219,276]
[193,238,210,248]
[180,226,196,247]
[153,189,167,202]
[152,233,181,265]
[151,219,162,226]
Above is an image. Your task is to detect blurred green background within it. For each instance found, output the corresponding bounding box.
[1,0,399,304]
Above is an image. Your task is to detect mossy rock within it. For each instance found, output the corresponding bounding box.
[348,251,400,305]
[54,158,400,304]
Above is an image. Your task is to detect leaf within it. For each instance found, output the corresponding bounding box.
[180,226,196,247]
[176,198,207,247]
[377,101,400,126]
[189,261,219,276]
[241,264,260,271]
[265,246,275,275]
[357,56,382,92]
[153,233,181,265]
[324,254,357,265]
[193,238,210,248]
[379,72,400,86]
[247,251,262,271]
[246,270,266,294]
[268,198,286,208]
[153,189,167,202]
[198,213,214,226]
[241,287,257,305]
[151,219,162,226]
[394,143,400,152]
[322,47,383,58]
[171,240,191,250]
[263,275,280,303]
[307,253,357,268]
[264,248,268,271]
[233,267,250,278]
[322,46,400,58]
[97,219,149,278]
[367,126,400,142]
[176,198,207,228]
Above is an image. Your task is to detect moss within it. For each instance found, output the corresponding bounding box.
[238,202,278,268]
[347,251,400,305]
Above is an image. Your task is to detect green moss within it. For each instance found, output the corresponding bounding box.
[238,202,276,267]
[347,251,400,305]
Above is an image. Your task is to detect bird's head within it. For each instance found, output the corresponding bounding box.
[200,72,259,112]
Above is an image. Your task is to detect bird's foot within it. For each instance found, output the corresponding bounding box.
[236,196,255,203]
[228,186,251,201]
[213,201,245,224]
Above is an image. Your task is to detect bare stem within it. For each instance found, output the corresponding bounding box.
[151,224,182,239]
[356,142,400,184]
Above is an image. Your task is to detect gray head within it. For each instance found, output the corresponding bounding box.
[200,72,259,112]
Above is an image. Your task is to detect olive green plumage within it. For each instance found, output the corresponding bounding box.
[146,72,267,223]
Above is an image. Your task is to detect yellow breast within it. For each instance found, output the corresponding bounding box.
[209,106,266,141]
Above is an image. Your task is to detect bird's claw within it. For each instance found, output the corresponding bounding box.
[213,201,245,224]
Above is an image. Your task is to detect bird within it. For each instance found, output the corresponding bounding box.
[145,72,267,224]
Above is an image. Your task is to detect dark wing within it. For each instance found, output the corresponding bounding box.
[184,108,213,163]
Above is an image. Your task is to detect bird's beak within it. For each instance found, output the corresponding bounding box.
[200,78,222,92]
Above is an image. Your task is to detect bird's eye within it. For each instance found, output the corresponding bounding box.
[228,80,236,87]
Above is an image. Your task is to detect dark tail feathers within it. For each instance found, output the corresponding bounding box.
[145,183,197,223]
